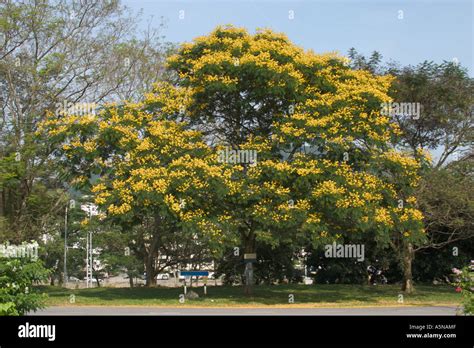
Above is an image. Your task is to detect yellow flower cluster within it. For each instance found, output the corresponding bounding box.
[382,150,420,171]
[313,180,346,197]
[108,203,131,215]
[164,194,181,213]
[262,181,290,195]
[374,207,393,226]
[399,208,424,223]
[335,192,365,208]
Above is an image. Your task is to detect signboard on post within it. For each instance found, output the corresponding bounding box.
[180,271,209,296]
[244,253,257,263]
[180,271,209,277]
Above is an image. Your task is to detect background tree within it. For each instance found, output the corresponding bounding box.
[349,48,474,289]
[93,225,144,288]
[414,158,474,281]
[388,59,473,289]
[0,0,171,245]
[389,61,473,167]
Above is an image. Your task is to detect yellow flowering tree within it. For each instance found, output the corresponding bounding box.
[166,25,425,293]
[38,97,233,286]
[39,25,426,293]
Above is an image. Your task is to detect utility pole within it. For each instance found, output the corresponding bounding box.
[87,208,92,288]
[89,231,93,288]
[64,206,68,286]
[86,229,89,288]
[64,199,75,287]
[87,204,93,288]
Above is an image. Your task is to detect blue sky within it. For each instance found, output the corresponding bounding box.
[123,0,473,75]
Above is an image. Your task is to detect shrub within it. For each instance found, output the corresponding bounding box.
[0,257,50,315]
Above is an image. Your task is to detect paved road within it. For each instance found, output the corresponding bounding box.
[30,306,458,316]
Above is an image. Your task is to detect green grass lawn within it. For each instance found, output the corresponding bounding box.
[36,284,462,308]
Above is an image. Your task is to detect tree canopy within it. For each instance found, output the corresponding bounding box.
[39,26,427,291]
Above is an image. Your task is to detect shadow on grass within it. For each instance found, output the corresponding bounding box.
[36,283,459,306]
[37,286,181,302]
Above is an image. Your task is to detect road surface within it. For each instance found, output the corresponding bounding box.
[30,306,459,316]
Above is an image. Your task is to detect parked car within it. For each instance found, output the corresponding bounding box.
[156,273,169,280]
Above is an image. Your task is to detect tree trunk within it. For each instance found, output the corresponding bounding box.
[145,215,162,287]
[244,262,254,295]
[242,229,256,295]
[94,274,101,287]
[145,255,157,287]
[401,242,414,294]
[0,189,4,218]
[128,273,134,288]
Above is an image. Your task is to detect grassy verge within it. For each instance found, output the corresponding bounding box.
[36,284,462,308]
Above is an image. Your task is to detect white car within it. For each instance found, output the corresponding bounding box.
[156,273,169,280]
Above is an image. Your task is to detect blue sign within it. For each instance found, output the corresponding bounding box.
[180,271,209,277]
